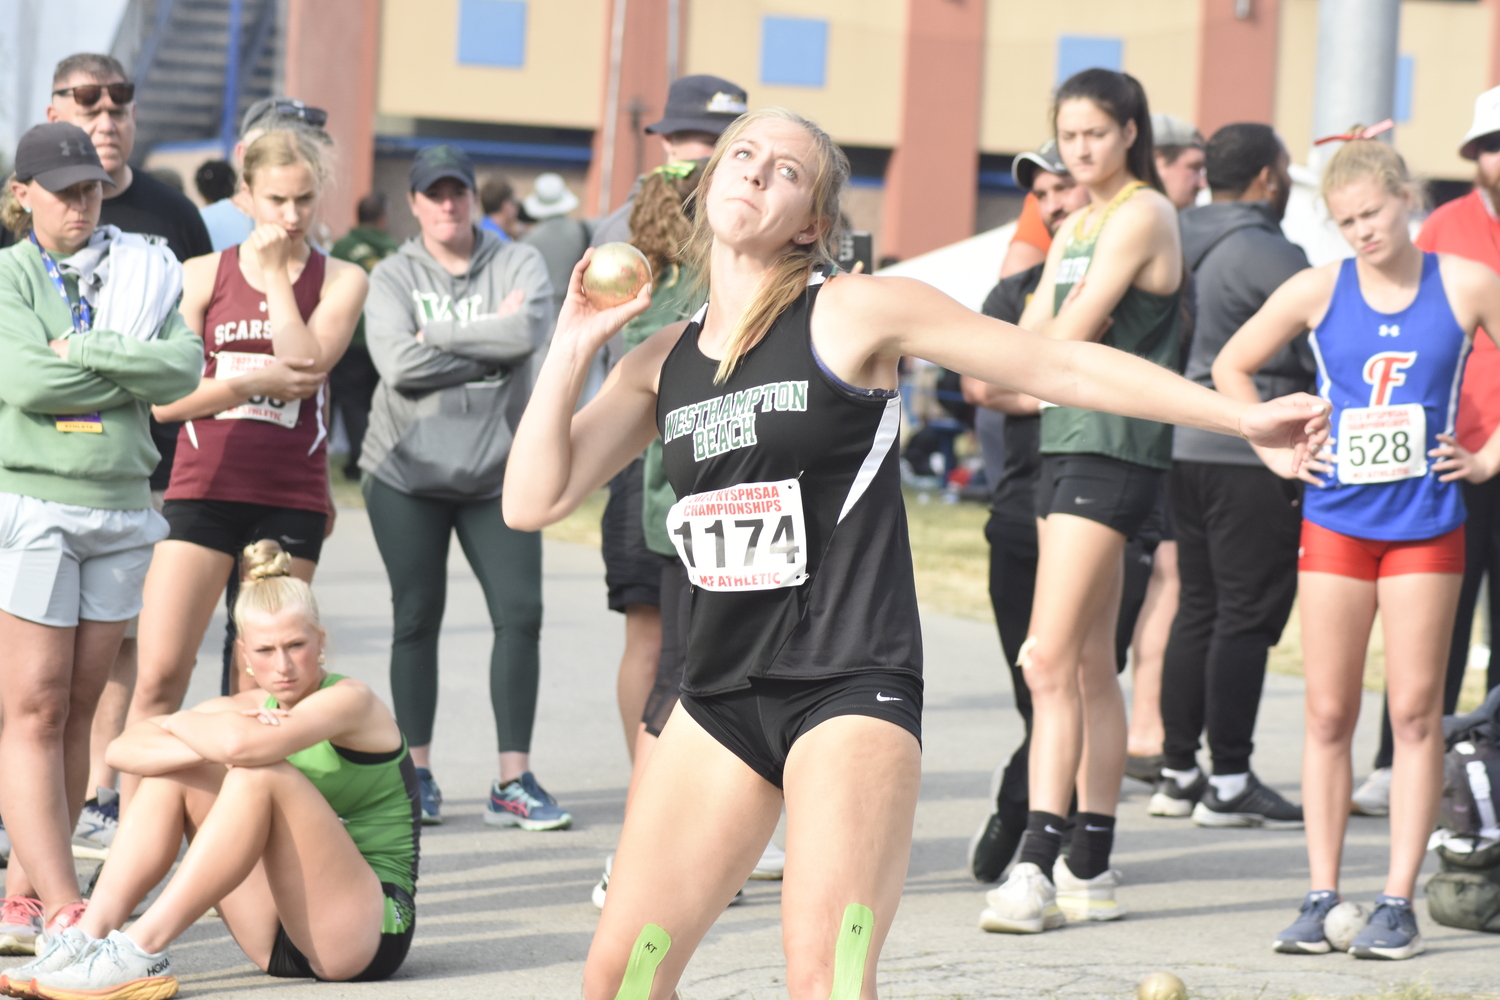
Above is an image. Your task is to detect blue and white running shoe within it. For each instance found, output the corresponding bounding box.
[485,772,572,831]
[1273,890,1339,953]
[415,767,443,826]
[1349,894,1426,960]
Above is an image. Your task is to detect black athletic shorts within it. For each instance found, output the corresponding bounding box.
[680,671,923,788]
[601,458,661,612]
[1033,454,1163,539]
[163,499,326,563]
[266,883,413,982]
[642,555,690,736]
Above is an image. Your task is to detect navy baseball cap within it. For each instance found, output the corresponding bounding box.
[410,144,476,193]
[14,122,114,192]
[645,75,748,136]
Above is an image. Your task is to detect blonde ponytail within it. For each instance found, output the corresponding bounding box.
[233,540,320,632]
[682,107,850,384]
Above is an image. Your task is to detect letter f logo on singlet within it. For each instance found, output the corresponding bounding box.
[1362,351,1418,406]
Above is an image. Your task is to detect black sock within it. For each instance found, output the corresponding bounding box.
[1065,812,1116,880]
[1016,811,1066,880]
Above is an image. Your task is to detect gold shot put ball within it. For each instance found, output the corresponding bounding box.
[1138,971,1187,1000]
[582,242,652,309]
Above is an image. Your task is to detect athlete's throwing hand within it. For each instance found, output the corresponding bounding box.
[554,249,654,358]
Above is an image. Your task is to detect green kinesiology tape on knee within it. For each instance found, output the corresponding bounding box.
[830,903,874,1000]
[614,923,671,1000]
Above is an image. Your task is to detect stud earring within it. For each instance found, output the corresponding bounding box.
[318,651,326,664]
[245,667,255,677]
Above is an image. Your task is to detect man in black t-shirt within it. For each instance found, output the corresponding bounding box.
[21,54,213,853]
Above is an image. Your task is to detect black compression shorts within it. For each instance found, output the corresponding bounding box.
[642,555,690,736]
[680,671,923,788]
[1034,454,1163,539]
[601,458,661,612]
[266,883,413,982]
[163,499,326,563]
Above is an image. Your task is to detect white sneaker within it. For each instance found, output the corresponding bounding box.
[0,927,96,996]
[592,856,612,910]
[29,929,174,1000]
[1053,858,1126,921]
[978,862,1066,934]
[750,841,785,880]
[1351,768,1392,817]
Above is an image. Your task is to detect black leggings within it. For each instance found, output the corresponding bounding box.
[1374,476,1500,769]
[363,476,542,752]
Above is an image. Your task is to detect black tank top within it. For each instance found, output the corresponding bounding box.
[657,273,922,696]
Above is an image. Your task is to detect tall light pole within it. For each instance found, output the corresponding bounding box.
[1312,0,1401,165]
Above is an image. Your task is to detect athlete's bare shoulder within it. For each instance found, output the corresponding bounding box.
[1276,260,1342,329]
[181,251,222,284]
[1437,252,1500,294]
[628,318,692,393]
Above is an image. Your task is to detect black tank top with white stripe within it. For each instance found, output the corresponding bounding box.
[657,274,922,696]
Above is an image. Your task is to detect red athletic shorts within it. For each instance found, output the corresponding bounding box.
[1298,520,1465,580]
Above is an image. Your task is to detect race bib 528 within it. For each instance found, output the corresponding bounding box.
[1337,403,1426,485]
[665,479,808,592]
[213,351,301,428]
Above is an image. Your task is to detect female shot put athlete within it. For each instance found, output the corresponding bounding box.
[504,106,1328,999]
[1218,137,1500,961]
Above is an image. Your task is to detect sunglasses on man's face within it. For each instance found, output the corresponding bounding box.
[53,82,135,108]
[1476,132,1500,156]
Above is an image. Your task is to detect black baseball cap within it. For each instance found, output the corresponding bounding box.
[1011,140,1068,190]
[241,96,328,137]
[14,122,115,192]
[644,75,748,137]
[410,144,476,193]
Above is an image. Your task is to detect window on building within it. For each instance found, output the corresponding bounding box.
[1394,54,1414,123]
[458,0,527,68]
[1056,35,1122,85]
[761,16,828,88]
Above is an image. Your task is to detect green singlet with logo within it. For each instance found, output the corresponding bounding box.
[266,674,420,933]
[1039,181,1182,469]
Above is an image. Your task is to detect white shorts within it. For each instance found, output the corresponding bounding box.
[0,492,168,627]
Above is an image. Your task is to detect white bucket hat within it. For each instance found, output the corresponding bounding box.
[523,173,579,219]
[1460,85,1500,160]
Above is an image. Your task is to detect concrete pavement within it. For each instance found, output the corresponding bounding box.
[155,507,1497,998]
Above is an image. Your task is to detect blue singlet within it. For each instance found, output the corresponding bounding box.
[1304,253,1469,542]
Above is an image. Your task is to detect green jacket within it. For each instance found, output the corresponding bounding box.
[332,226,400,349]
[0,240,203,509]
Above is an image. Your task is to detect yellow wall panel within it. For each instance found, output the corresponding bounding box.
[378,0,606,128]
[1394,1,1486,182]
[1272,0,1317,166]
[682,0,905,147]
[981,0,1202,155]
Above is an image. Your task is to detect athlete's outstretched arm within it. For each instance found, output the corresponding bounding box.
[818,273,1328,458]
[503,250,660,532]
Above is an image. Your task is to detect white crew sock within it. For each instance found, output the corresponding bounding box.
[1161,766,1199,789]
[1209,772,1248,800]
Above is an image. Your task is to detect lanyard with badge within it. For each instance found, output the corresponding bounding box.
[30,231,103,433]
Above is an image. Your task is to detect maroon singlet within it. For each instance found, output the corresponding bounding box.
[166,245,329,512]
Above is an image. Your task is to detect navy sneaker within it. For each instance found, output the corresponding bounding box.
[485,772,572,831]
[1349,895,1425,960]
[1149,770,1207,817]
[1273,890,1339,953]
[415,767,443,826]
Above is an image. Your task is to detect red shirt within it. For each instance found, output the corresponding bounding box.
[166,246,330,512]
[1416,189,1500,451]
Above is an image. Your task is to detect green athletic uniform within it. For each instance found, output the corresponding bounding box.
[266,674,420,933]
[1039,182,1182,470]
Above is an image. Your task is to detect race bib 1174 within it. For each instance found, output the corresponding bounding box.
[213,351,301,428]
[1337,403,1426,485]
[665,479,808,592]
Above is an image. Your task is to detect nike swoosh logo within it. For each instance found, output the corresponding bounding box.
[1044,824,1062,835]
[1083,825,1110,832]
[875,693,903,702]
[280,536,306,545]
[1073,496,1098,505]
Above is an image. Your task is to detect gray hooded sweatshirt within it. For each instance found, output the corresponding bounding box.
[1174,200,1314,465]
[360,226,553,500]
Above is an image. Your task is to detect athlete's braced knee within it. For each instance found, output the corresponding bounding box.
[829,903,874,1000]
[613,923,671,1000]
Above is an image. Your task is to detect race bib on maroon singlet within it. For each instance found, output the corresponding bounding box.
[664,479,808,591]
[213,351,301,428]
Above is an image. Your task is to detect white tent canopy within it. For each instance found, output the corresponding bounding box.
[873,221,1017,312]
